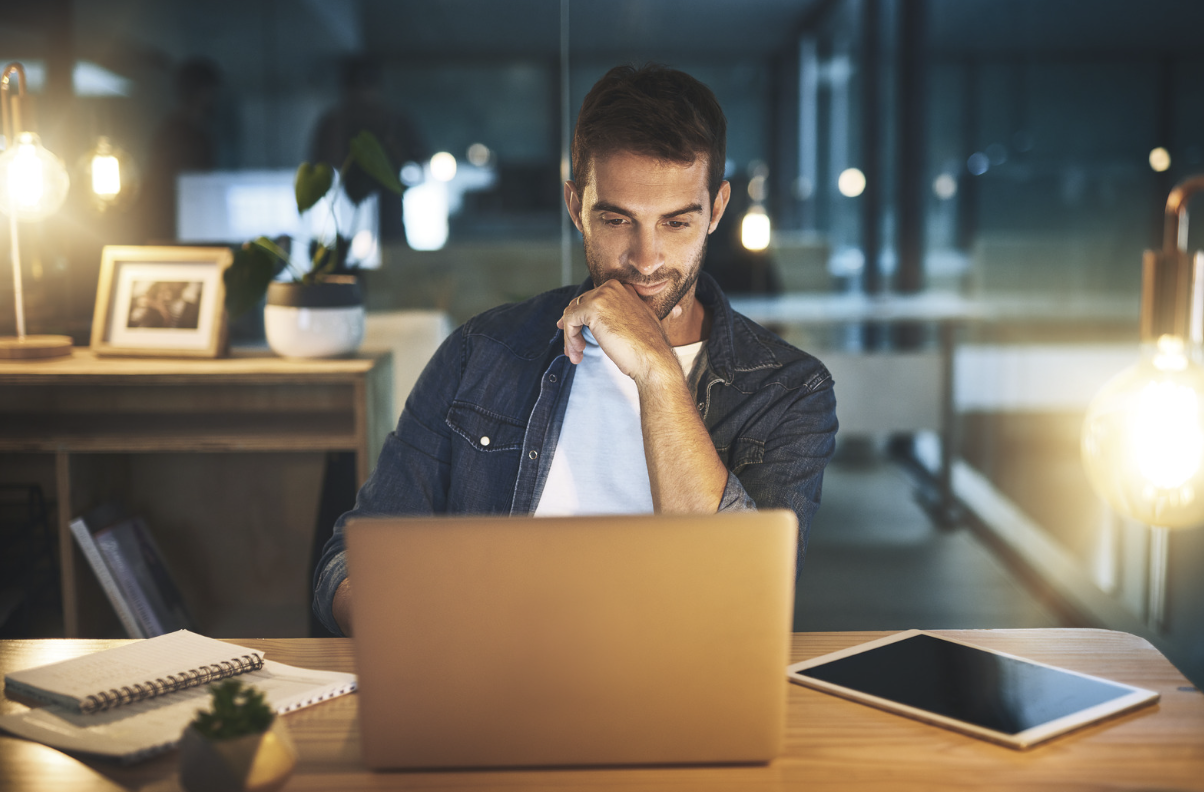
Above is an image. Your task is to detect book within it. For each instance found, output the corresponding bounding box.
[70,503,197,639]
[0,630,356,763]
[69,514,146,639]
[93,518,196,637]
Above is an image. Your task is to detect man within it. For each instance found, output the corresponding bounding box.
[314,64,837,636]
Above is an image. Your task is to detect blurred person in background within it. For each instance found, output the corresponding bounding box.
[143,58,222,242]
[310,55,427,246]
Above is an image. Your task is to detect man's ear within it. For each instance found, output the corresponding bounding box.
[707,180,732,234]
[564,181,585,233]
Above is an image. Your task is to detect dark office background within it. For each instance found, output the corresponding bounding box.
[1,0,1203,684]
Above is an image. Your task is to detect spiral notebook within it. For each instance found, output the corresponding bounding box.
[0,630,356,763]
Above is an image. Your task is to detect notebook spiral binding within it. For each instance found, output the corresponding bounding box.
[79,654,264,714]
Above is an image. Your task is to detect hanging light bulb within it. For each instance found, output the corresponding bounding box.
[0,131,70,221]
[92,148,120,196]
[79,135,139,211]
[1082,176,1204,630]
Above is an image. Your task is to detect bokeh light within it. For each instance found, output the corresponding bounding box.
[1149,147,1171,173]
[933,173,957,200]
[837,168,866,197]
[430,151,458,182]
[967,152,990,176]
[466,143,492,167]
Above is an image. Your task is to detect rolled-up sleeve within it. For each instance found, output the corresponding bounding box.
[716,470,757,512]
[727,369,837,576]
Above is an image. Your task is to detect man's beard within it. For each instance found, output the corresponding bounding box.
[584,235,707,321]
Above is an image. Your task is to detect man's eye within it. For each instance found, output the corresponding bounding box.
[666,220,689,229]
[604,217,627,226]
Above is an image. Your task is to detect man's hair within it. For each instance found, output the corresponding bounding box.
[571,64,727,200]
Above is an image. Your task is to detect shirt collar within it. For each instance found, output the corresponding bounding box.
[695,272,736,384]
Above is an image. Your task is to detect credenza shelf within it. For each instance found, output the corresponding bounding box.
[0,349,393,638]
[0,414,359,453]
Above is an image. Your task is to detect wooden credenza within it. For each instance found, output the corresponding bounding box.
[0,349,392,638]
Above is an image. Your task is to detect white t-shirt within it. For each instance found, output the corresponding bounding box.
[533,328,704,516]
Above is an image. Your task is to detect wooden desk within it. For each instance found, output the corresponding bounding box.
[0,349,393,637]
[1,630,1201,791]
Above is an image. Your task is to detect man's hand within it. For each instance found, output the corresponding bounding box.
[332,577,353,636]
[557,280,682,386]
[557,281,726,513]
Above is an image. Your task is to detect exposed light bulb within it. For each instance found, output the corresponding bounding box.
[1083,177,1204,532]
[91,152,121,197]
[10,141,45,207]
[80,136,138,211]
[1083,335,1204,528]
[1132,379,1202,489]
[0,131,70,221]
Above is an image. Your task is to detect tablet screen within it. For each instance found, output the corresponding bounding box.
[795,633,1134,735]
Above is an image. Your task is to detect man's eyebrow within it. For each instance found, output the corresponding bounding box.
[592,201,704,219]
[662,203,704,219]
[592,201,632,216]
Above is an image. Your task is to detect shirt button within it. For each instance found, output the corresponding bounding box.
[529,450,538,460]
[697,402,705,412]
[480,436,490,447]
[549,373,557,382]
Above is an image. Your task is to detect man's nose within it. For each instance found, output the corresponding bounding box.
[627,227,664,276]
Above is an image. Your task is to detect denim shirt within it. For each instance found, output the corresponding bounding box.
[313,272,837,635]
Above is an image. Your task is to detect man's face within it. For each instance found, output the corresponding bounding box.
[566,151,730,320]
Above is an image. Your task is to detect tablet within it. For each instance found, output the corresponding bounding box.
[786,630,1159,749]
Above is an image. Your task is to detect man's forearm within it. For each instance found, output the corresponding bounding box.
[636,358,728,513]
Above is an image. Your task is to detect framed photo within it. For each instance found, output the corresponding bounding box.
[91,246,233,358]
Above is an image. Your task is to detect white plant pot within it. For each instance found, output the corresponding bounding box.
[179,720,298,792]
[264,305,364,358]
[264,278,364,359]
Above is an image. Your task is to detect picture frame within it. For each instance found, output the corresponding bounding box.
[91,246,233,358]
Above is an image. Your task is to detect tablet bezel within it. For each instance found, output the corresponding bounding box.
[786,629,1160,749]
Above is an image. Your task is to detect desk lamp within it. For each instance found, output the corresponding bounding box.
[1082,174,1204,627]
[0,62,72,359]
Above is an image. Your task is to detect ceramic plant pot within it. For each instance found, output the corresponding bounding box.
[178,718,298,792]
[264,276,364,358]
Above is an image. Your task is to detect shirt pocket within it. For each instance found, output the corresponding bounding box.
[727,437,765,474]
[446,402,526,452]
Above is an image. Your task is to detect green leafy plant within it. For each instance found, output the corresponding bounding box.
[224,129,404,319]
[190,679,274,741]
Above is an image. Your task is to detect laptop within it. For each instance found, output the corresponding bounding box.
[344,510,797,770]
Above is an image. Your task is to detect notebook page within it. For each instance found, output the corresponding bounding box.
[0,660,356,763]
[4,631,263,710]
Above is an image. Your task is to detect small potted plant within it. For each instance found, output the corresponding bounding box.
[223,130,403,358]
[179,680,297,792]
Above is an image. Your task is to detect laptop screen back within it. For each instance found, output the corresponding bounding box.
[346,511,797,769]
